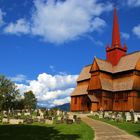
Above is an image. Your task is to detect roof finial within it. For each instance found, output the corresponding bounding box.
[112,6,121,48]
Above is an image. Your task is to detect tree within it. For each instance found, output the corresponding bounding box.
[0,92,4,111]
[24,91,37,110]
[0,75,19,110]
[13,99,24,110]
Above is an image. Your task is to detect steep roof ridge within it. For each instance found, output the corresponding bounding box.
[113,51,140,73]
[76,51,140,83]
[95,57,113,73]
[77,64,91,82]
[122,50,140,57]
[95,51,140,73]
[71,83,88,96]
[84,64,92,67]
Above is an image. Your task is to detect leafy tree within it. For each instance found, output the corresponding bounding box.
[0,75,19,111]
[0,92,4,111]
[13,99,24,110]
[24,90,37,110]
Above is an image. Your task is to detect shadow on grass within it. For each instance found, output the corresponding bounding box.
[0,125,81,140]
[134,131,140,137]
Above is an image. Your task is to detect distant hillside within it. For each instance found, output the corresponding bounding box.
[53,103,70,111]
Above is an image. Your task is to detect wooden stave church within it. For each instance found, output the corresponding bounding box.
[70,7,140,112]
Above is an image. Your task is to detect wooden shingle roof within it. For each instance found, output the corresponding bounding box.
[95,58,113,73]
[100,77,134,91]
[76,51,140,83]
[71,65,91,96]
[114,51,140,73]
[71,84,88,96]
[113,77,134,91]
[77,65,91,82]
[100,78,113,91]
[71,51,140,96]
[95,51,140,73]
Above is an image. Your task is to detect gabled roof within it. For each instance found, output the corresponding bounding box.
[77,65,91,82]
[71,84,88,96]
[72,51,140,96]
[100,77,134,92]
[76,51,140,83]
[95,58,113,73]
[93,51,140,74]
[114,51,140,73]
[100,78,113,91]
[113,77,134,91]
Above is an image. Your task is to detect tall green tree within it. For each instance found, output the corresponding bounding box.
[0,75,19,110]
[24,90,37,110]
[13,99,24,110]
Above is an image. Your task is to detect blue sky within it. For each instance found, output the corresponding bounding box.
[0,0,140,107]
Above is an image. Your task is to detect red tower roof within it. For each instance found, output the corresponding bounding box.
[112,7,121,48]
[106,7,127,66]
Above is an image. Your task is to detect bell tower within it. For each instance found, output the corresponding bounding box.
[106,7,127,66]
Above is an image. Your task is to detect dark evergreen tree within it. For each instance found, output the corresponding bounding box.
[24,90,37,110]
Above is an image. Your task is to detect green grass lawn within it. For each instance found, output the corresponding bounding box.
[89,115,140,138]
[0,122,94,140]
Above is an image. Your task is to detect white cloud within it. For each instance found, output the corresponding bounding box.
[16,73,78,108]
[9,74,28,83]
[133,24,140,38]
[126,0,140,7]
[31,0,112,44]
[90,17,106,32]
[121,32,130,40]
[4,0,113,44]
[4,18,30,35]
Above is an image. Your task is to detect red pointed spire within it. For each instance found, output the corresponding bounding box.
[112,7,121,48]
[106,6,127,66]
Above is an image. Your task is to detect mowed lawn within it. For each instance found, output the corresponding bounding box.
[0,122,94,140]
[90,115,140,138]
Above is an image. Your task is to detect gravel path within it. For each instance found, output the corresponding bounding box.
[81,116,140,140]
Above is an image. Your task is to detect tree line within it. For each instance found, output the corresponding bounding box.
[0,75,37,111]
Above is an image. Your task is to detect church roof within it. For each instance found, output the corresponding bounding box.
[71,51,140,96]
[77,65,91,82]
[71,84,88,96]
[100,77,134,91]
[71,65,91,97]
[76,51,140,84]
[100,78,113,91]
[95,58,113,73]
[113,77,134,91]
[114,51,140,73]
[95,51,140,74]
